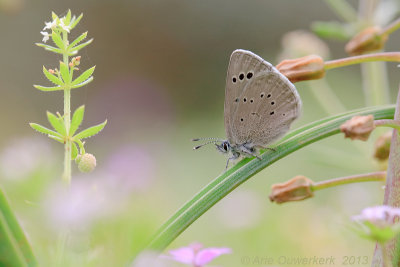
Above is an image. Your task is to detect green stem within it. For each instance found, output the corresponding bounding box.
[324,52,400,70]
[380,18,400,36]
[62,31,71,184]
[375,119,400,131]
[147,105,395,252]
[323,0,358,23]
[311,171,386,191]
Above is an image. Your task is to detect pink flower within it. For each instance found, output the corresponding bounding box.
[165,243,231,267]
[352,205,400,228]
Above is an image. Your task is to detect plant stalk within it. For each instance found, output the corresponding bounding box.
[62,31,71,184]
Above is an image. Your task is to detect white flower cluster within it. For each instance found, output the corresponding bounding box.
[40,17,71,43]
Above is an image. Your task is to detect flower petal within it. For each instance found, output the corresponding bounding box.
[195,247,231,266]
[166,247,195,264]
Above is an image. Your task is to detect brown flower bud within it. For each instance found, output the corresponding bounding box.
[340,115,376,141]
[269,175,314,204]
[48,69,55,74]
[276,55,325,83]
[345,26,388,56]
[374,131,392,161]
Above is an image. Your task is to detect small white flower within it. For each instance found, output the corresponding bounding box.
[43,20,57,31]
[40,31,50,43]
[59,19,71,33]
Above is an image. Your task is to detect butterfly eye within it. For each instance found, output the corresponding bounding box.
[223,143,228,151]
[239,73,245,80]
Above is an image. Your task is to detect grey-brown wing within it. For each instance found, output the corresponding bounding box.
[224,50,276,145]
[230,71,301,147]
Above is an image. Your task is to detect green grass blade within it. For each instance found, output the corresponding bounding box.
[147,105,395,251]
[0,187,37,266]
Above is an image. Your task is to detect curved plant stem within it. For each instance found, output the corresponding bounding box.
[324,53,400,70]
[312,171,386,191]
[147,105,395,252]
[375,119,400,131]
[381,18,400,36]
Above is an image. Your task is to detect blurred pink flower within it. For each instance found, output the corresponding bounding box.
[103,145,155,193]
[0,136,55,180]
[352,205,400,228]
[165,242,231,267]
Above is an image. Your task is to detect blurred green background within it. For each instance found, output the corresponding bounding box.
[0,0,399,266]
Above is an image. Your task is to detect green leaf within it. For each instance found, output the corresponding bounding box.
[147,105,395,251]
[69,39,93,53]
[73,120,107,140]
[65,9,71,25]
[42,66,63,86]
[33,84,64,92]
[71,66,95,86]
[71,77,94,89]
[48,135,64,143]
[46,111,66,136]
[51,30,64,50]
[70,105,85,136]
[52,11,59,21]
[68,32,87,49]
[0,187,38,266]
[59,62,71,84]
[36,43,62,54]
[311,21,352,41]
[71,142,78,160]
[30,123,62,138]
[70,13,83,30]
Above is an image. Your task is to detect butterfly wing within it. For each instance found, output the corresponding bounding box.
[224,50,276,145]
[230,71,301,147]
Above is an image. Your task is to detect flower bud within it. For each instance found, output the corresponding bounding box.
[276,55,325,83]
[374,131,392,161]
[345,26,388,56]
[77,153,96,173]
[340,115,375,141]
[269,175,314,204]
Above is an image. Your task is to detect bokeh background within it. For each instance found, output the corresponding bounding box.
[0,0,399,266]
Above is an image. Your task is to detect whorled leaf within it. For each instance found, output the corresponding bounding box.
[70,13,83,30]
[71,142,78,160]
[71,66,95,86]
[71,77,93,89]
[68,32,87,49]
[29,123,62,138]
[36,43,62,54]
[70,105,85,136]
[46,111,66,136]
[51,30,64,50]
[59,62,70,84]
[69,39,93,54]
[43,66,63,86]
[73,120,107,140]
[33,84,64,92]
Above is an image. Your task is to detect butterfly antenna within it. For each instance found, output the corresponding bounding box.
[193,140,220,150]
[192,137,222,142]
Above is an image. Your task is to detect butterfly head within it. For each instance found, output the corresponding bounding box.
[215,140,231,154]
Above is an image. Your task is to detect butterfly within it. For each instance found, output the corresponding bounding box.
[193,49,301,168]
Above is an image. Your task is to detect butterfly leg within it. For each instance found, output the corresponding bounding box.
[238,144,261,160]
